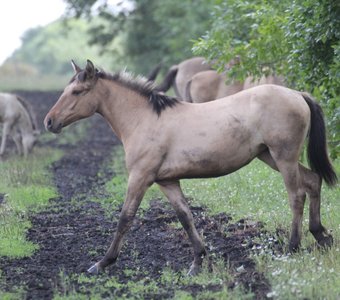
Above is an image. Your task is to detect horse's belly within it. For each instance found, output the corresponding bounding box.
[156,143,263,180]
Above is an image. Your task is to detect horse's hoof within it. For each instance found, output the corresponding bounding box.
[187,264,201,276]
[317,234,333,249]
[87,263,100,274]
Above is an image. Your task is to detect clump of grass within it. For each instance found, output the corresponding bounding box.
[0,147,62,258]
[53,258,250,300]
[254,247,340,299]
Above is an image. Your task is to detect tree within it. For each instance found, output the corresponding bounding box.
[64,0,214,74]
[193,0,340,158]
[6,18,122,75]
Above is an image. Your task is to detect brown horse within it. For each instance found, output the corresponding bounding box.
[155,56,212,99]
[186,70,285,103]
[45,60,337,275]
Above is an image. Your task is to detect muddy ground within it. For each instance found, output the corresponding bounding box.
[0,91,281,299]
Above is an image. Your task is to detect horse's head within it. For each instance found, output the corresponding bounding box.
[22,131,39,156]
[44,60,99,134]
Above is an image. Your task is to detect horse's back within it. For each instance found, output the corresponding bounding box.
[157,84,310,180]
[175,57,212,98]
[175,84,310,141]
[0,93,20,117]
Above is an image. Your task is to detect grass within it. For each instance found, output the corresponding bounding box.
[0,147,62,257]
[53,259,251,300]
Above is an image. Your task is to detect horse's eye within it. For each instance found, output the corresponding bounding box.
[72,90,83,96]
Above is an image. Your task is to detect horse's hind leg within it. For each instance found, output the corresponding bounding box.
[299,165,333,248]
[158,180,206,275]
[258,150,332,249]
[258,150,306,251]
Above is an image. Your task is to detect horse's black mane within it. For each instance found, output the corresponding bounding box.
[97,70,179,115]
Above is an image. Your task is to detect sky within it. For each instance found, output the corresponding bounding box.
[0,0,67,65]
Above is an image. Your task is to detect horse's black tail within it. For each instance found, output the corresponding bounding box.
[154,65,178,93]
[146,63,162,82]
[302,93,338,186]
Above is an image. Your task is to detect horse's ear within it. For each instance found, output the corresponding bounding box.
[85,60,96,80]
[71,60,81,74]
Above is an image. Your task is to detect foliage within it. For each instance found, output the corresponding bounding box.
[2,18,122,76]
[64,0,214,74]
[194,0,340,158]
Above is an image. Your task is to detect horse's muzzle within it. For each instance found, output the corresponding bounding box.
[44,116,63,134]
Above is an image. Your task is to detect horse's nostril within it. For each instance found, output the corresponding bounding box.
[47,118,52,128]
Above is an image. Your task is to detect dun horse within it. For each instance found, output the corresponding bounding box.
[45,60,337,275]
[157,56,284,103]
[155,56,212,99]
[0,93,38,157]
[185,70,244,103]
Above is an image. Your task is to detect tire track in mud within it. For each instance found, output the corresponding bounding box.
[0,91,272,299]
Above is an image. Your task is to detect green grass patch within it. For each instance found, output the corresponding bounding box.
[0,147,62,257]
[254,247,340,299]
[53,258,251,300]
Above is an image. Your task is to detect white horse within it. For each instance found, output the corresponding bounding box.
[0,93,38,157]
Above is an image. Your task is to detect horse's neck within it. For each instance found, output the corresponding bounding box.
[17,106,34,135]
[97,80,153,143]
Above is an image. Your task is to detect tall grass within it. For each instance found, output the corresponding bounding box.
[0,148,62,257]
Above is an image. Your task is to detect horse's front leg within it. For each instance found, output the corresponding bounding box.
[88,171,153,274]
[158,180,207,275]
[10,128,23,156]
[0,122,11,156]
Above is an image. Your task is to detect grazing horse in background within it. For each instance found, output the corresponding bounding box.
[185,70,244,103]
[0,93,39,157]
[155,56,212,99]
[44,60,337,276]
[186,69,285,103]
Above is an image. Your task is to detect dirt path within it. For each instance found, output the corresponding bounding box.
[0,91,272,299]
